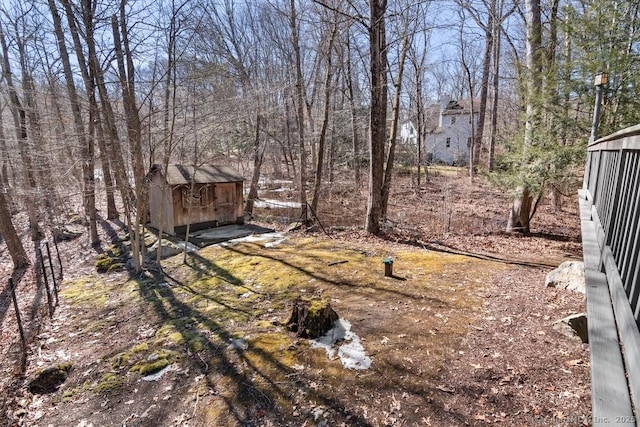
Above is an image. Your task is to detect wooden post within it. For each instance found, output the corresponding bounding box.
[38,247,54,318]
[9,278,26,353]
[52,230,63,280]
[45,241,59,306]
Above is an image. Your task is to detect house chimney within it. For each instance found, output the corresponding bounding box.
[439,94,450,127]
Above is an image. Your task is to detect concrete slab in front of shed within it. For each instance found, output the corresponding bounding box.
[188,223,274,246]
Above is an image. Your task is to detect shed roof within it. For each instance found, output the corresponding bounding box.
[150,164,245,185]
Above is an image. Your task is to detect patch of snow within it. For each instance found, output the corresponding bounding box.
[175,241,199,253]
[254,199,302,209]
[264,237,287,247]
[221,232,286,247]
[257,178,294,186]
[310,319,372,370]
[141,364,172,382]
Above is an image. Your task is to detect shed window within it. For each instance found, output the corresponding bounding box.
[181,185,208,209]
[451,116,456,125]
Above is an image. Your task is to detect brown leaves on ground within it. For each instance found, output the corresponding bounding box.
[1,170,589,426]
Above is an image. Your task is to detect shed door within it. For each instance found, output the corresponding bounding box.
[215,183,236,224]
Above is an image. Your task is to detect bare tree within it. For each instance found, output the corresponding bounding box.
[290,0,308,221]
[48,0,100,245]
[0,19,43,241]
[156,0,190,269]
[244,113,265,215]
[506,0,542,233]
[457,8,479,180]
[311,6,338,214]
[61,0,118,220]
[0,103,10,191]
[381,29,410,219]
[365,0,388,235]
[344,31,363,189]
[112,5,146,272]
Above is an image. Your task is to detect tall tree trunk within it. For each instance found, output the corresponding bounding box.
[48,0,99,245]
[506,185,533,233]
[506,0,541,234]
[46,80,81,183]
[290,0,308,221]
[284,89,297,180]
[461,51,476,180]
[82,0,134,217]
[156,4,181,270]
[311,18,337,214]
[0,186,29,270]
[365,0,388,235]
[245,114,265,215]
[112,9,145,273]
[0,22,43,241]
[19,57,58,222]
[474,0,495,171]
[488,17,501,171]
[63,0,117,220]
[0,105,10,191]
[346,34,361,189]
[94,109,119,219]
[381,33,409,219]
[416,81,426,186]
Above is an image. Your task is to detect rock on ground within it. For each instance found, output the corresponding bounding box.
[553,313,588,343]
[545,261,585,294]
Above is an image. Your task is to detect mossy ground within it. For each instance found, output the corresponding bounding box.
[34,234,504,426]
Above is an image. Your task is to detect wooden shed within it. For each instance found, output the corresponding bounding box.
[147,164,245,235]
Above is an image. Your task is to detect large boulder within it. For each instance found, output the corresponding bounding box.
[545,261,585,294]
[553,313,588,343]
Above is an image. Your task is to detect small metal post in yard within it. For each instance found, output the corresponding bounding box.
[383,258,394,277]
[9,278,27,353]
[38,247,54,318]
[44,241,59,306]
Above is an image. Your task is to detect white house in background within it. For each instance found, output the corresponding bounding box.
[423,95,479,165]
[400,120,418,145]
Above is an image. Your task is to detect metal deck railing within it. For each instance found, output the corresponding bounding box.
[581,124,640,425]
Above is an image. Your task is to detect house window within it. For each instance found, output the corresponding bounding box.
[446,137,451,148]
[451,116,456,125]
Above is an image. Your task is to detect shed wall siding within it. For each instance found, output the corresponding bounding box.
[148,174,174,233]
[172,183,217,228]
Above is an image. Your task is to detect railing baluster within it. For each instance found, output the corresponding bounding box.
[621,161,640,300]
[612,153,634,258]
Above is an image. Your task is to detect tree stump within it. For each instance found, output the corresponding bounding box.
[27,363,73,394]
[287,296,338,339]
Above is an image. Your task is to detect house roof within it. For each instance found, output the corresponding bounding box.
[441,98,481,115]
[150,164,245,184]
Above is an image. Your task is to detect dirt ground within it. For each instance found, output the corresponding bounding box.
[0,169,590,426]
